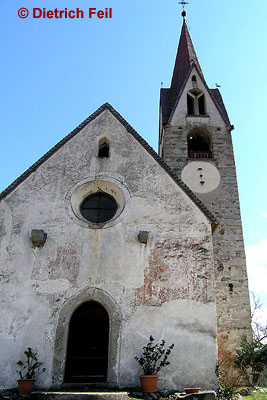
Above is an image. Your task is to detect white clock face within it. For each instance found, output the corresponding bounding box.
[181,161,221,193]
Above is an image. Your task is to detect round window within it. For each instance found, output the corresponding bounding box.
[80,192,117,223]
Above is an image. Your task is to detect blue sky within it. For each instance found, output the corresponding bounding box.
[1,0,266,317]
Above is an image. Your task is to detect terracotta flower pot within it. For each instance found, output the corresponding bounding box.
[184,388,200,394]
[140,375,158,393]
[17,379,35,395]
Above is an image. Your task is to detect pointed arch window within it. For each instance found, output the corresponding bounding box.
[187,94,194,115]
[187,89,206,116]
[187,129,213,159]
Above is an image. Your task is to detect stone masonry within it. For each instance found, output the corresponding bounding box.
[160,121,252,345]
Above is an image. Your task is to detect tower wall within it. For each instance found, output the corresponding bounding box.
[160,119,252,346]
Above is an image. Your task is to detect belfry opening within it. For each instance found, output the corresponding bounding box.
[187,130,212,159]
[64,301,109,383]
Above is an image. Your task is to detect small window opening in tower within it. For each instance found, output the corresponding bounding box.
[187,130,212,159]
[98,138,110,158]
[187,93,195,115]
[229,283,234,294]
[187,89,206,116]
[192,75,197,82]
[198,94,205,115]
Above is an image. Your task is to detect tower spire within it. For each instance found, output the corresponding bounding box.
[170,12,203,101]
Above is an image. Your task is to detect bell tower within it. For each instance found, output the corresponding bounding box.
[159,11,252,345]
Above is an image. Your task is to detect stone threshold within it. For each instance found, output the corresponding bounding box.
[29,392,130,400]
[29,389,216,400]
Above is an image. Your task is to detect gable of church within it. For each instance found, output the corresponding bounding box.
[169,66,229,127]
[0,103,218,390]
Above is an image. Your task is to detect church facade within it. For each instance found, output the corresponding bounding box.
[0,15,251,391]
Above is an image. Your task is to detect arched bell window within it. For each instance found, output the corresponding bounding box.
[187,129,213,159]
[187,89,206,116]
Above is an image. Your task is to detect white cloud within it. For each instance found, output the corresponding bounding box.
[263,213,267,218]
[252,303,267,326]
[245,239,267,324]
[246,239,267,294]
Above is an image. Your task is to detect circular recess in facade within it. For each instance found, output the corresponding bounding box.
[65,176,130,229]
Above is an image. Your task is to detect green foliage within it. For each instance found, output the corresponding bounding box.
[129,397,144,400]
[235,335,267,385]
[135,335,174,375]
[217,382,237,400]
[240,389,267,400]
[259,368,267,387]
[17,347,46,379]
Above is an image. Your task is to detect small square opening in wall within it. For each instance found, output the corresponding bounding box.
[98,137,110,158]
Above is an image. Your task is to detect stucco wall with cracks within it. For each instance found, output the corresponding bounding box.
[0,109,217,390]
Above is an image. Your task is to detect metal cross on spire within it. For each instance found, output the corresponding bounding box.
[178,1,189,19]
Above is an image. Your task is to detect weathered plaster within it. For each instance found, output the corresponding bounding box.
[0,109,217,390]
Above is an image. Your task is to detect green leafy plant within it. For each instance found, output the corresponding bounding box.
[234,335,267,385]
[17,347,46,379]
[135,336,174,375]
[216,382,237,400]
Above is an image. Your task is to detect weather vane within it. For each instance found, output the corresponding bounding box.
[178,1,189,18]
[178,1,189,10]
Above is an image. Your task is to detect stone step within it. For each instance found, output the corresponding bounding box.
[30,392,129,400]
[175,391,216,400]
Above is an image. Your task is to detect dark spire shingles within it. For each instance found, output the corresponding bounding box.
[209,88,231,126]
[170,19,203,101]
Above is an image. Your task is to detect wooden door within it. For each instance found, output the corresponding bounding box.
[64,301,109,383]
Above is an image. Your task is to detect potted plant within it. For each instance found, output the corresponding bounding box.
[135,335,174,393]
[17,347,46,395]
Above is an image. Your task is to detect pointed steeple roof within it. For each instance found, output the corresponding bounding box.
[170,19,203,100]
[160,16,231,126]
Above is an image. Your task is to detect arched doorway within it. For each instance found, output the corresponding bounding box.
[64,301,109,383]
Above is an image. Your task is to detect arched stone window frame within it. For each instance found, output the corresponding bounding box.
[187,128,213,159]
[52,288,121,387]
